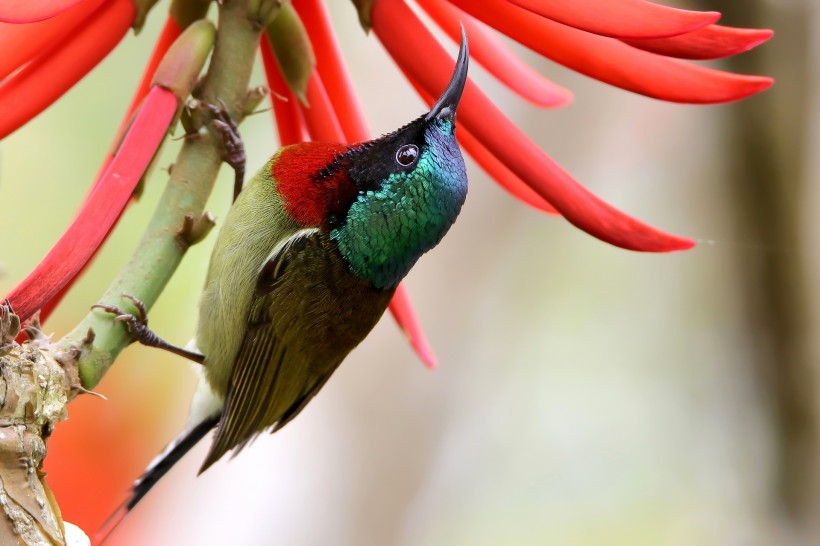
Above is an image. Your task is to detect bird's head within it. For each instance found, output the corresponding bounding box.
[273,29,470,289]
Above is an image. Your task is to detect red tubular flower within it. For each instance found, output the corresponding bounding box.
[0,0,86,23]
[389,284,437,368]
[300,70,347,143]
[443,0,772,104]
[37,15,184,322]
[415,0,572,108]
[507,0,720,39]
[366,0,773,251]
[0,0,135,139]
[622,24,775,60]
[109,0,215,160]
[261,39,308,146]
[375,0,693,251]
[5,19,216,322]
[0,0,106,81]
[5,86,178,322]
[293,0,371,142]
[459,128,559,214]
[107,16,183,162]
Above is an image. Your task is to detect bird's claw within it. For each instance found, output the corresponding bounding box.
[200,99,246,201]
[91,295,153,346]
[91,295,206,364]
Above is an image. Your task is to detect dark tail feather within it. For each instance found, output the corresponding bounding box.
[96,414,221,543]
[127,414,220,510]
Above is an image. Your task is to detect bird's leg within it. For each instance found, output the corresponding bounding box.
[201,99,246,202]
[92,295,205,365]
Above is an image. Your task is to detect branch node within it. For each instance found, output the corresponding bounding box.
[22,312,51,345]
[0,301,20,347]
[180,101,203,139]
[0,308,71,542]
[176,212,216,251]
[249,0,284,29]
[244,85,270,116]
[82,328,96,349]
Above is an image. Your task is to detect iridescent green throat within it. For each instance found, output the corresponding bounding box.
[330,128,467,290]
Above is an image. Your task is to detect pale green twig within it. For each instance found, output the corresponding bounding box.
[60,0,278,389]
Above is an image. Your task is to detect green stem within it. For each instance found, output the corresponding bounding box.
[61,0,268,389]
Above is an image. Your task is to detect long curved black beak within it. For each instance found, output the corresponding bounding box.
[425,25,469,123]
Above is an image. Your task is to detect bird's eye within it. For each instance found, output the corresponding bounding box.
[395,144,419,167]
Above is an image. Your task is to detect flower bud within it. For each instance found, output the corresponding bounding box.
[266,3,315,106]
[153,19,215,101]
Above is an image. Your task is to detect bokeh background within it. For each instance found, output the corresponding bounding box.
[1,0,818,544]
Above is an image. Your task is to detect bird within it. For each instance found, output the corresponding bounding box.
[96,27,469,534]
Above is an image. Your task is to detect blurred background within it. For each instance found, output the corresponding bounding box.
[1,0,818,544]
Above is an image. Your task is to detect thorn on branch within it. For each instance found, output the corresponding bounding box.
[22,312,50,344]
[176,212,216,251]
[82,328,96,348]
[55,326,94,369]
[179,101,200,139]
[244,85,270,116]
[74,385,107,400]
[0,300,20,348]
[271,89,288,103]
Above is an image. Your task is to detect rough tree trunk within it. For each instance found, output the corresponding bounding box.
[0,304,82,545]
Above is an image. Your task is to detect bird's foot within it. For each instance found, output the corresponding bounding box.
[92,294,151,342]
[201,99,246,202]
[92,295,205,364]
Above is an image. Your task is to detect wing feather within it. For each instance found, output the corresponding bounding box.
[200,229,393,471]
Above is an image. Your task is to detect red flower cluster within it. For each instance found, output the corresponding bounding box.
[0,0,772,365]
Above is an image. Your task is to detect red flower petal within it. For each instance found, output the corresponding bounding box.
[389,284,437,369]
[300,70,346,142]
[417,0,572,108]
[0,0,86,23]
[507,0,719,39]
[0,0,106,81]
[373,0,694,252]
[114,16,182,154]
[449,0,773,104]
[0,0,135,139]
[5,86,178,322]
[459,128,559,214]
[37,17,184,323]
[293,0,371,142]
[261,37,308,146]
[622,24,774,60]
[89,16,183,188]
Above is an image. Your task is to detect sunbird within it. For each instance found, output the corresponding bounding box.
[98,30,469,527]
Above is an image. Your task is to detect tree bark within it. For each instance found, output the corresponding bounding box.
[0,305,78,545]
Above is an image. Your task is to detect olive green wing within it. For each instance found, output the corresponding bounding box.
[199,228,392,472]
